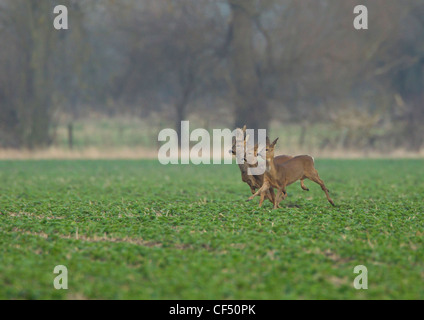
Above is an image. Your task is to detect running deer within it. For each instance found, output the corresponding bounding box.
[230,126,309,207]
[247,137,335,209]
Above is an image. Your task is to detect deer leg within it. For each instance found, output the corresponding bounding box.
[259,188,275,208]
[282,188,288,200]
[247,182,269,202]
[267,188,275,203]
[259,187,275,208]
[300,179,309,191]
[247,189,261,201]
[306,170,335,206]
[273,190,282,209]
[258,191,266,207]
[273,187,286,209]
[267,188,281,208]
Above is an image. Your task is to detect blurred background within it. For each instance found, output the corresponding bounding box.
[0,0,423,158]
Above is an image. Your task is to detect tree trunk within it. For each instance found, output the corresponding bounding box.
[299,121,308,147]
[68,122,74,150]
[229,0,269,133]
[175,97,188,144]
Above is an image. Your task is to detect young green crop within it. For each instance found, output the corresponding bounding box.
[0,159,423,299]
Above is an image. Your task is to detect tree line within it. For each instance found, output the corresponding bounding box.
[0,0,423,151]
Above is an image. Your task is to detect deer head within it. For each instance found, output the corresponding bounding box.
[229,125,247,156]
[258,136,279,162]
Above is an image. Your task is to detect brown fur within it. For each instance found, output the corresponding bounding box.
[247,137,335,209]
[230,127,308,207]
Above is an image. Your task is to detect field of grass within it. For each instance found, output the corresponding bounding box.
[0,159,423,299]
[52,115,363,153]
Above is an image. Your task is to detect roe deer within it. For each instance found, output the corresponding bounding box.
[230,127,276,206]
[247,137,335,209]
[230,126,309,207]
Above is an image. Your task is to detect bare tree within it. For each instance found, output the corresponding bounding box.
[227,0,269,132]
[0,1,61,148]
[109,0,227,138]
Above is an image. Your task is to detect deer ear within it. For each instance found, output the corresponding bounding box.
[271,137,279,147]
[242,125,246,133]
[266,136,270,145]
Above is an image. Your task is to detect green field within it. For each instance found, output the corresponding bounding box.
[0,159,423,299]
